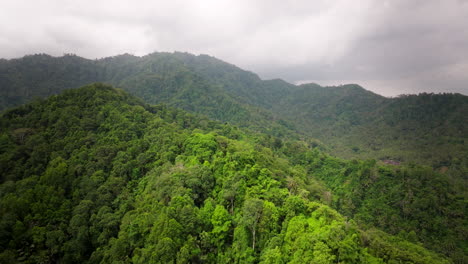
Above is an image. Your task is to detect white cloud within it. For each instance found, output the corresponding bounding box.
[0,0,373,63]
[0,0,467,95]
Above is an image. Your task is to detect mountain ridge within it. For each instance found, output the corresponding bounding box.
[1,52,466,167]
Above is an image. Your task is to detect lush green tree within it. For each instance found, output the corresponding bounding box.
[0,84,458,263]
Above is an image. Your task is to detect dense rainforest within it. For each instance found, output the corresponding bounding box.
[0,84,466,263]
[1,53,467,167]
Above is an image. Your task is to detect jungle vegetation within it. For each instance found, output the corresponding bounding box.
[0,84,465,263]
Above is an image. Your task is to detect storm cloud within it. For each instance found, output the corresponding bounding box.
[1,0,467,96]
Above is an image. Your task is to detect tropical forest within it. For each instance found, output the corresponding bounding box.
[0,53,466,264]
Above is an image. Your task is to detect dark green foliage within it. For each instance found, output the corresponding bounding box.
[286,148,467,263]
[2,52,466,168]
[0,85,455,263]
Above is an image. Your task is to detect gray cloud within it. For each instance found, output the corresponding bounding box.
[0,0,467,96]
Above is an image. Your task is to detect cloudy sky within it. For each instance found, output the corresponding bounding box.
[1,0,467,96]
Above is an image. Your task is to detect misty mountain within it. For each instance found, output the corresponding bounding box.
[1,52,467,167]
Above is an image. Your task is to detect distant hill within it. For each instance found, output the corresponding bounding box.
[1,52,467,168]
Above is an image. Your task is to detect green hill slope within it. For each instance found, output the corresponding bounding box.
[0,84,456,263]
[0,52,467,168]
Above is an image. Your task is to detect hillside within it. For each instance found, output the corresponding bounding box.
[0,84,460,263]
[0,84,464,263]
[1,53,466,168]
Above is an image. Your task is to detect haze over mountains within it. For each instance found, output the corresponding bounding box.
[1,52,467,167]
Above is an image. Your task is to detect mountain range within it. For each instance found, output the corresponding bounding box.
[0,52,467,263]
[1,52,467,167]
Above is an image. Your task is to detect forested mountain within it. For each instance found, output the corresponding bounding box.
[1,84,463,263]
[1,53,467,167]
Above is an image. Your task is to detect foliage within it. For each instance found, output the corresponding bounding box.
[0,84,456,263]
[284,146,467,263]
[1,52,466,168]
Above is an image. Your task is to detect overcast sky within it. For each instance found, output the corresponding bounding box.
[1,0,467,96]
